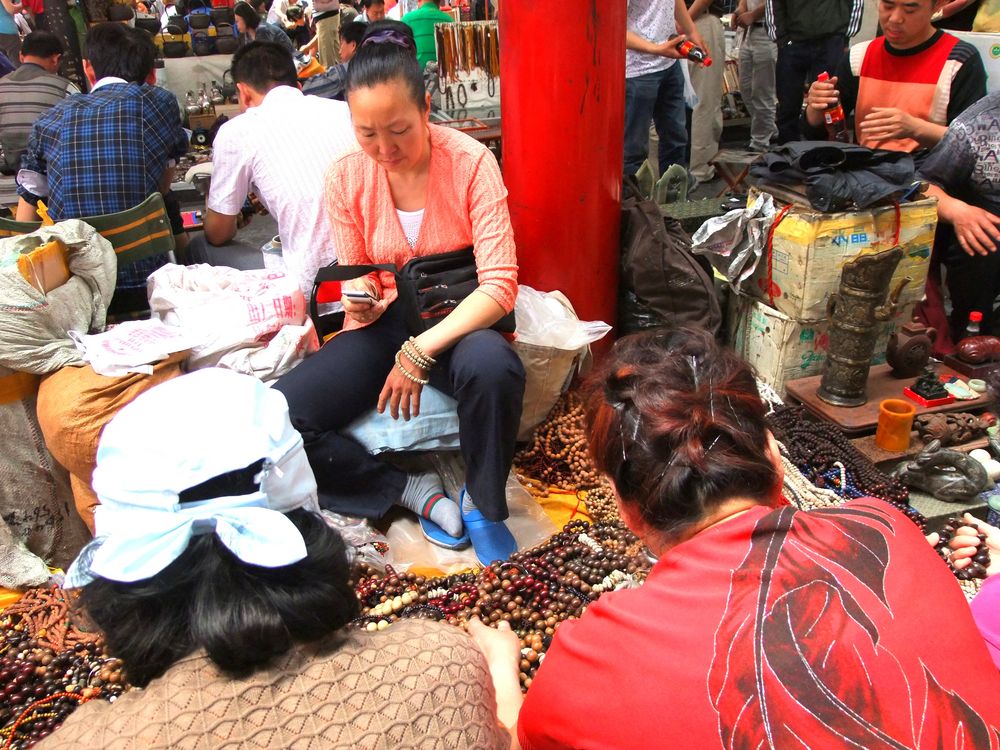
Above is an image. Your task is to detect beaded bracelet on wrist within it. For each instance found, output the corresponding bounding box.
[407,336,436,366]
[401,340,434,371]
[394,352,429,385]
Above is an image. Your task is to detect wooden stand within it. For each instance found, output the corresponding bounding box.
[784,363,991,435]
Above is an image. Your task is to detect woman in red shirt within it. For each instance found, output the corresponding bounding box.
[274,20,523,566]
[472,328,1000,749]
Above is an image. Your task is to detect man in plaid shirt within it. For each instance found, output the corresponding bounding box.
[15,23,188,313]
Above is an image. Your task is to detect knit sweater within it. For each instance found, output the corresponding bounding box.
[326,124,518,332]
[37,619,510,750]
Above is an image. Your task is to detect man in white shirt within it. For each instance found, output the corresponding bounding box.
[202,41,357,296]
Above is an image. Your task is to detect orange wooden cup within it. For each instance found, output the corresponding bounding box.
[875,399,916,452]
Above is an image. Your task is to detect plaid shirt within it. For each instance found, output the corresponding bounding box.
[17,82,189,289]
[302,62,348,100]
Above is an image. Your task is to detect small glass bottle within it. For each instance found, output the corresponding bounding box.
[816,72,849,143]
[965,311,984,339]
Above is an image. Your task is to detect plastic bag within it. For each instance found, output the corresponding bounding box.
[514,286,611,350]
[321,510,393,572]
[148,264,319,381]
[691,190,776,291]
[513,287,611,439]
[68,319,201,377]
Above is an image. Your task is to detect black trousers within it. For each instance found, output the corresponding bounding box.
[775,34,846,144]
[273,303,525,522]
[940,226,1000,339]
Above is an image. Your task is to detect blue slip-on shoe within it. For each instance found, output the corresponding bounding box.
[460,487,517,566]
[419,515,470,550]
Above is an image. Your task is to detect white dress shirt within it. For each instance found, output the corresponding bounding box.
[207,85,356,295]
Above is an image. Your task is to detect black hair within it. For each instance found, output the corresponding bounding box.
[21,31,65,59]
[339,19,367,44]
[85,23,156,83]
[346,19,424,109]
[362,0,384,7]
[79,508,360,687]
[285,3,304,20]
[586,328,778,540]
[231,41,298,92]
[233,1,262,30]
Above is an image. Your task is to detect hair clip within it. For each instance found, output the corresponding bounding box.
[362,29,415,51]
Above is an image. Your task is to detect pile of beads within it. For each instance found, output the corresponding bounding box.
[0,588,127,749]
[350,520,652,690]
[768,406,926,529]
[515,392,602,490]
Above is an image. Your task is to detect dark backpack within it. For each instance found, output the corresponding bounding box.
[619,176,722,335]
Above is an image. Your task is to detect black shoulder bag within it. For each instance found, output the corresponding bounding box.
[310,246,516,338]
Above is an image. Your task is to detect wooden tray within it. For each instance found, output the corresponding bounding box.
[784,363,991,435]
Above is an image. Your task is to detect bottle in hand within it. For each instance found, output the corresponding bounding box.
[670,35,712,66]
[816,72,850,143]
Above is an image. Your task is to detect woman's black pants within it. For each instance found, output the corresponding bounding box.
[274,303,525,522]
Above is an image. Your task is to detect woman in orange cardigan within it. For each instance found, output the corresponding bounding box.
[274,21,524,566]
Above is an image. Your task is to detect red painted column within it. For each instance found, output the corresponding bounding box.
[499,1,626,339]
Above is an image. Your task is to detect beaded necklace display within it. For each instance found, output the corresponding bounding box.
[768,406,926,529]
[350,519,651,690]
[0,588,126,749]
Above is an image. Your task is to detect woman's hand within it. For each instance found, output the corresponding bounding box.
[342,280,386,326]
[947,514,1000,578]
[378,350,426,421]
[467,617,524,742]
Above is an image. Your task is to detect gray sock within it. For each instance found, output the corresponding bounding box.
[399,472,463,537]
[462,488,476,514]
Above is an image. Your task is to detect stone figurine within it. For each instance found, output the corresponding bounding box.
[913,412,988,447]
[890,439,991,501]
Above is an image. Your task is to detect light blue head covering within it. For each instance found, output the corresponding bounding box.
[64,368,321,588]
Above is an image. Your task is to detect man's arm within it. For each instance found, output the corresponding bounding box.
[674,0,705,48]
[202,122,253,247]
[687,0,713,22]
[925,183,1000,257]
[204,208,240,245]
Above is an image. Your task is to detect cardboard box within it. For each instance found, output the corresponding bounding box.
[747,196,936,320]
[728,293,915,396]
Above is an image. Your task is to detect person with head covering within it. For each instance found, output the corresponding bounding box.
[36,368,509,750]
[471,328,1000,748]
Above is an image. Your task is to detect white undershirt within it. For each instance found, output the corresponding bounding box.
[396,208,425,248]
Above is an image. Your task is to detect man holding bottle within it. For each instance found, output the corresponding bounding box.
[624,0,705,177]
[802,0,986,155]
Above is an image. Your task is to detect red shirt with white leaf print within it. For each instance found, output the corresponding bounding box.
[519,499,1000,750]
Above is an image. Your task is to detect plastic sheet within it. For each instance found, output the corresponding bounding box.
[382,467,557,575]
[691,191,775,291]
[321,510,392,572]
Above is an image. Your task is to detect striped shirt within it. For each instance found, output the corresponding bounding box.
[0,63,78,174]
[801,30,987,152]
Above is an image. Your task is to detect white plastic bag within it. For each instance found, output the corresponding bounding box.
[68,319,200,377]
[513,286,611,440]
[514,286,611,350]
[691,191,776,291]
[148,264,319,381]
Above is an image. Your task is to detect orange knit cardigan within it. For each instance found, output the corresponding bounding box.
[325,124,519,332]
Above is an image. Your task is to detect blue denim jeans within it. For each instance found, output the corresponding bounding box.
[624,63,688,176]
